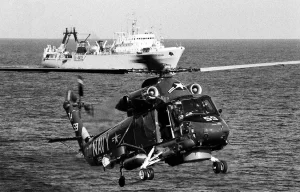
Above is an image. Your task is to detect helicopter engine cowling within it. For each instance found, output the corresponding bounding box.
[146,86,159,99]
[123,154,147,170]
[115,86,160,115]
[127,86,159,100]
[115,96,130,112]
[115,88,147,112]
[187,83,202,94]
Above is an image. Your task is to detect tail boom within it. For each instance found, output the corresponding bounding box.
[63,99,91,150]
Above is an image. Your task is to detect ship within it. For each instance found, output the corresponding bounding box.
[42,20,185,70]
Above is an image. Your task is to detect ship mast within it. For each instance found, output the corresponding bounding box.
[132,19,137,35]
[57,27,78,53]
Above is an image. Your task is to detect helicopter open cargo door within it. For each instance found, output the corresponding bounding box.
[132,112,157,147]
[157,107,175,142]
[142,111,159,142]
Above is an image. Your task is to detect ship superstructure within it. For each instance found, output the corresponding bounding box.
[42,20,185,70]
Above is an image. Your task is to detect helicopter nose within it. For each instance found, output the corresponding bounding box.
[190,122,229,149]
[203,127,226,141]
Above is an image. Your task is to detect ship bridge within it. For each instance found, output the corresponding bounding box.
[114,31,163,53]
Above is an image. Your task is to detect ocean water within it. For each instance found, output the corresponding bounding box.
[0,39,300,191]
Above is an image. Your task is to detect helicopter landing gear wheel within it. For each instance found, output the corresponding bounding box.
[212,161,221,174]
[139,168,154,181]
[139,169,148,180]
[220,160,228,173]
[147,168,154,180]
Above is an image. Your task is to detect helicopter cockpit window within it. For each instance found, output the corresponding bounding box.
[174,96,219,122]
[201,99,216,114]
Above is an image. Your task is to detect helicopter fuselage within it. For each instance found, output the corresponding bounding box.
[64,76,229,170]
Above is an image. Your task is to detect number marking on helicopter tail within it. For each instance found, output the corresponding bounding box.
[72,123,79,131]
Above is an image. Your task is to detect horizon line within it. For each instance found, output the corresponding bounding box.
[0,38,299,40]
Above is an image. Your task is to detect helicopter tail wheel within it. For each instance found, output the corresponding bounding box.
[139,169,149,180]
[220,160,228,173]
[119,166,125,187]
[119,175,125,187]
[212,162,221,174]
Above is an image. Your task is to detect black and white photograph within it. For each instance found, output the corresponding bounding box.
[0,0,299,191]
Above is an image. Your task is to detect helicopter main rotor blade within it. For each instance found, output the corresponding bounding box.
[135,55,165,71]
[84,104,94,116]
[199,60,300,72]
[0,68,128,74]
[2,60,299,75]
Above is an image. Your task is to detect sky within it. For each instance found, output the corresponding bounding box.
[0,0,299,39]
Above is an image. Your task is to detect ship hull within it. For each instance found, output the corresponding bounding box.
[42,47,185,69]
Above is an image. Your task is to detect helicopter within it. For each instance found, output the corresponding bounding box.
[47,55,300,187]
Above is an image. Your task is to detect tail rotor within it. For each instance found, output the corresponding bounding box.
[65,76,94,117]
[77,75,94,117]
[62,76,93,150]
[78,75,84,98]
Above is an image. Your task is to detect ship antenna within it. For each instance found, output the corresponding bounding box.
[132,20,134,35]
[126,18,128,34]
